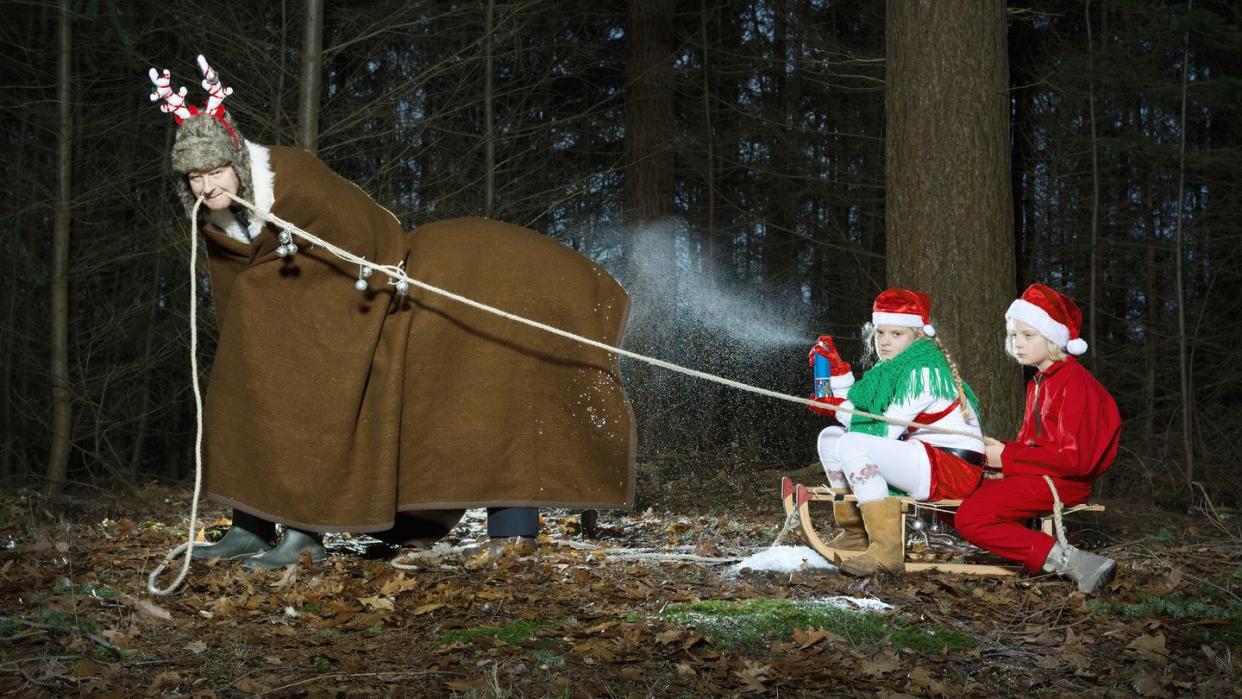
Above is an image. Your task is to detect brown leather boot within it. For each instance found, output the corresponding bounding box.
[839,498,905,576]
[825,501,868,551]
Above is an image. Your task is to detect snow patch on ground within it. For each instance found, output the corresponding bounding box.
[808,595,892,612]
[731,545,834,573]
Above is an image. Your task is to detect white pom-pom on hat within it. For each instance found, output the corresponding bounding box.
[1065,337,1088,355]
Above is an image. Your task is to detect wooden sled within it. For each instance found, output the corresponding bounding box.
[779,477,1105,575]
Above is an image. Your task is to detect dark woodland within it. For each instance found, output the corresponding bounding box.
[2,1,1242,696]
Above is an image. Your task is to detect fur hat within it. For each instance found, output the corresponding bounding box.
[148,56,253,217]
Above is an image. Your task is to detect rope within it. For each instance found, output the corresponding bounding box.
[144,190,987,593]
[218,190,984,441]
[1043,474,1068,547]
[147,197,208,596]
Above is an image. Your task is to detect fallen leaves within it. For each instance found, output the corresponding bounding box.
[0,484,1237,697]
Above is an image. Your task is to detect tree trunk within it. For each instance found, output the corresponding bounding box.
[47,0,73,498]
[884,0,1023,434]
[1173,2,1194,492]
[699,0,716,278]
[297,0,325,153]
[622,0,677,451]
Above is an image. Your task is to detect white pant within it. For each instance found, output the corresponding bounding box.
[817,426,931,503]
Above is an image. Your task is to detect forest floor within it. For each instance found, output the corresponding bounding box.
[2,463,1240,698]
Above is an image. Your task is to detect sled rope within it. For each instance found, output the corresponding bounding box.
[1043,475,1068,547]
[146,193,986,594]
[147,197,208,596]
[219,191,984,439]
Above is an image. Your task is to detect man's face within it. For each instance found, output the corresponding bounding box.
[187,165,239,211]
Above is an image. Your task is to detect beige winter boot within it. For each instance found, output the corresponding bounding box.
[825,501,869,551]
[839,498,905,576]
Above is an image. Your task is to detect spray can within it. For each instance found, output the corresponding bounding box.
[813,352,831,398]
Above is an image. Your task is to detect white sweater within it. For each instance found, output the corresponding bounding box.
[830,368,984,453]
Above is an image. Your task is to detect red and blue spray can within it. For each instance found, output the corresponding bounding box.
[813,353,831,398]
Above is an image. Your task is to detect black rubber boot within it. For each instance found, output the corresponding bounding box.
[242,528,326,570]
[191,509,275,561]
[373,510,465,548]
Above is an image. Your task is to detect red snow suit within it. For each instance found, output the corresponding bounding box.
[956,357,1121,572]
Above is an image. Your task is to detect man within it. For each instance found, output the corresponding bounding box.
[153,57,635,570]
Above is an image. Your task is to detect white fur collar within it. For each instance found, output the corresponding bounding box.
[246,141,274,241]
[206,141,275,245]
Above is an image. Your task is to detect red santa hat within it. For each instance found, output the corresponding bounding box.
[1005,283,1088,355]
[872,289,936,337]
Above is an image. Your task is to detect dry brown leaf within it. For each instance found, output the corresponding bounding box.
[270,563,298,589]
[410,602,446,616]
[655,628,682,645]
[859,655,899,678]
[676,662,697,677]
[791,627,827,649]
[358,595,394,611]
[908,667,949,697]
[1126,632,1169,662]
[235,677,267,693]
[733,661,771,693]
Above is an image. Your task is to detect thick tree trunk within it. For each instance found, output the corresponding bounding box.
[622,0,677,450]
[297,0,325,153]
[884,0,1023,433]
[47,0,73,498]
[699,0,716,277]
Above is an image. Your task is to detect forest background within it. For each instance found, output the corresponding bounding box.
[1,0,1239,512]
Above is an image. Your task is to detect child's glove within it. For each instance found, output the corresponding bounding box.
[808,336,852,376]
[807,395,846,417]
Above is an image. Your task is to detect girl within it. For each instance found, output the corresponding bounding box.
[809,289,984,575]
[955,284,1120,594]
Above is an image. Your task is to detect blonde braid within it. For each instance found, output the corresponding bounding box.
[932,335,974,422]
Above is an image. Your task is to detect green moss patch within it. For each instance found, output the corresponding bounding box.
[662,598,974,652]
[1090,592,1242,645]
[439,618,551,646]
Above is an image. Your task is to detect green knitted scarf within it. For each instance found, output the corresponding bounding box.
[846,338,981,436]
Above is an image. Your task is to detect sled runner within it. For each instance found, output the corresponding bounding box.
[780,477,1105,575]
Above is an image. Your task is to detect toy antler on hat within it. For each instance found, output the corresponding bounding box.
[148,67,194,121]
[197,54,233,117]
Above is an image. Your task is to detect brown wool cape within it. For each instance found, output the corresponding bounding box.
[200,146,636,532]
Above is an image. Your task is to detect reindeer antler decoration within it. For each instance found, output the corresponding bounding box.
[148,67,194,121]
[197,54,233,117]
[148,56,240,148]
